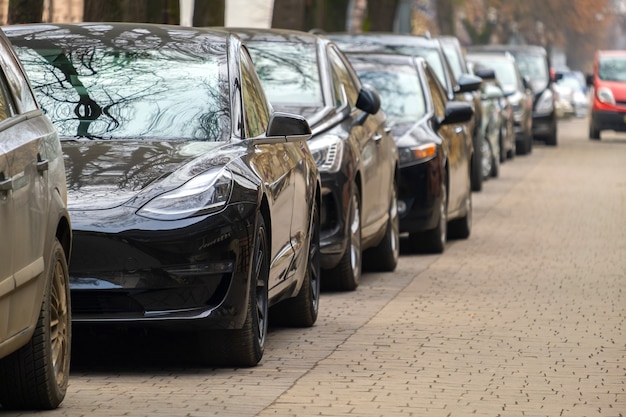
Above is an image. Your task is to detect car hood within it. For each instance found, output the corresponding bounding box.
[62,139,229,210]
[392,120,441,149]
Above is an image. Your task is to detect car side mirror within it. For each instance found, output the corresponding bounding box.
[441,101,474,126]
[457,73,482,93]
[266,112,312,142]
[356,85,381,115]
[474,68,496,82]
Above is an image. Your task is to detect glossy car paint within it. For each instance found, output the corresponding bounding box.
[346,54,473,243]
[236,29,398,276]
[6,23,321,335]
[588,50,626,139]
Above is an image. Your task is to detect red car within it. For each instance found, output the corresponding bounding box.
[588,50,626,140]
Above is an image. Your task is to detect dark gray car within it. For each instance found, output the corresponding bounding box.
[0,28,72,410]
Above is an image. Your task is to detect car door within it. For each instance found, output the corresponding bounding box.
[327,46,385,234]
[239,49,296,291]
[0,146,13,343]
[0,41,48,340]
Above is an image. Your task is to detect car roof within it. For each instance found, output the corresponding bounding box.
[326,32,438,51]
[226,27,324,46]
[467,44,547,56]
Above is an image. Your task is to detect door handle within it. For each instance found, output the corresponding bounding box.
[37,159,49,173]
[0,176,12,192]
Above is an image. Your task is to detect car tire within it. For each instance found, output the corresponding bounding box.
[447,186,472,240]
[203,214,269,367]
[471,134,483,192]
[490,151,499,178]
[589,123,600,140]
[0,238,71,410]
[544,123,558,146]
[363,182,399,272]
[272,202,320,327]
[324,186,361,291]
[516,133,530,155]
[481,139,492,180]
[409,179,447,254]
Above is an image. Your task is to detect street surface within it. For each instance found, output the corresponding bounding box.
[3,116,625,417]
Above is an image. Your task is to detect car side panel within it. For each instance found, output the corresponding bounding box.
[0,150,13,345]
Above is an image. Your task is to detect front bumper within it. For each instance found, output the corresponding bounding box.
[68,201,257,330]
[591,109,626,132]
[397,155,443,234]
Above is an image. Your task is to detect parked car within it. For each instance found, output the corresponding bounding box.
[438,36,486,190]
[587,50,626,140]
[328,33,484,192]
[466,51,534,155]
[556,72,589,118]
[468,45,558,147]
[6,22,323,367]
[345,53,475,253]
[0,28,72,409]
[236,28,399,291]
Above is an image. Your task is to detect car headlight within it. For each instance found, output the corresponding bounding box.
[137,167,233,220]
[308,135,344,173]
[398,143,437,166]
[534,89,555,115]
[597,87,615,105]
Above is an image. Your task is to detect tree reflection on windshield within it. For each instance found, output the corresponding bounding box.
[12,25,231,141]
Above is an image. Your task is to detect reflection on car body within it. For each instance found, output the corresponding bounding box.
[235,28,400,291]
[346,53,474,254]
[6,22,322,367]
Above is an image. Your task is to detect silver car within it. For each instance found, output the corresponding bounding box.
[0,28,72,410]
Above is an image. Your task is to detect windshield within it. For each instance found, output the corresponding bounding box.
[513,53,549,91]
[247,42,323,107]
[598,55,626,82]
[13,40,230,141]
[469,56,520,90]
[352,63,426,125]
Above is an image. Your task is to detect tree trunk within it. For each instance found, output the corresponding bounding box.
[435,0,454,36]
[367,0,399,32]
[194,0,225,26]
[271,0,306,30]
[8,0,44,23]
[306,0,350,32]
[83,0,123,21]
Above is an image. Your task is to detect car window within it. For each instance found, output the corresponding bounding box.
[0,71,14,122]
[240,49,271,138]
[247,41,323,107]
[352,60,426,124]
[0,37,37,114]
[514,53,549,90]
[442,44,463,81]
[328,46,359,108]
[598,55,626,82]
[12,37,231,141]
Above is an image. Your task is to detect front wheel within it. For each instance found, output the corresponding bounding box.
[589,123,600,140]
[203,214,269,367]
[447,188,472,240]
[409,179,447,254]
[324,186,361,291]
[0,238,71,410]
[471,135,484,192]
[363,183,399,272]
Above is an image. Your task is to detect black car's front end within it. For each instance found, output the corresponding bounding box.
[395,124,445,234]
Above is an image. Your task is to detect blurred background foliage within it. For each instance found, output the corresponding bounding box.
[5,0,623,71]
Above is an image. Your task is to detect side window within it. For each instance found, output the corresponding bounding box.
[0,38,37,114]
[0,71,14,122]
[240,49,271,138]
[328,46,359,108]
[426,67,446,119]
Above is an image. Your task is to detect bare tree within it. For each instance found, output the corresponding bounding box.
[367,0,399,32]
[271,0,307,29]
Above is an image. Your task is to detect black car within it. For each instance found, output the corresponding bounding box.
[6,22,322,367]
[346,53,474,253]
[468,44,558,146]
[0,28,72,409]
[328,33,484,192]
[467,52,533,155]
[235,28,399,291]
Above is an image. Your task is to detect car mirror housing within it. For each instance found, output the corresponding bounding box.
[441,101,474,126]
[266,112,312,142]
[356,85,381,115]
[457,73,483,93]
[474,67,496,82]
